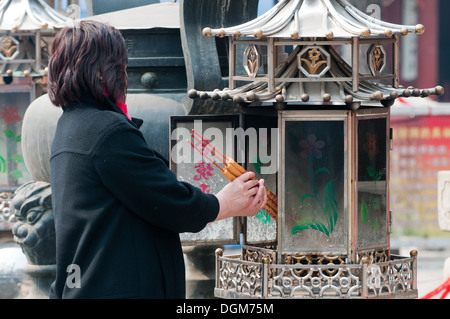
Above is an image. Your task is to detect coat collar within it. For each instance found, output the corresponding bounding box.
[104,97,144,129]
[64,96,144,129]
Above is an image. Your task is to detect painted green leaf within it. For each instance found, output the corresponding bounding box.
[367,166,374,178]
[253,157,263,175]
[372,197,380,210]
[291,217,329,237]
[375,171,382,181]
[371,219,380,231]
[11,154,23,163]
[300,193,315,203]
[361,199,369,224]
[4,129,14,138]
[10,170,22,179]
[313,167,330,178]
[323,180,338,233]
[255,209,271,225]
[15,135,21,142]
[0,156,5,173]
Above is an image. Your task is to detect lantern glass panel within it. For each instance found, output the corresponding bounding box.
[0,92,32,189]
[357,117,388,248]
[244,115,277,244]
[283,119,347,253]
[170,115,241,245]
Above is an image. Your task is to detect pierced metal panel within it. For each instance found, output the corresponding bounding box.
[214,248,418,299]
[0,36,19,60]
[297,46,330,78]
[367,44,386,76]
[243,44,263,77]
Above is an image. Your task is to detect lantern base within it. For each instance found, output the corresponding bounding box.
[214,246,418,299]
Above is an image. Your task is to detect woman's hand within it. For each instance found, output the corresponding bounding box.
[214,172,267,221]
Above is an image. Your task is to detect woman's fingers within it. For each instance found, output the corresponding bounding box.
[235,171,255,183]
[244,179,259,191]
[249,179,267,213]
[216,173,269,219]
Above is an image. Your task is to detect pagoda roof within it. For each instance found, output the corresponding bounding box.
[202,0,424,40]
[190,0,444,108]
[0,0,70,32]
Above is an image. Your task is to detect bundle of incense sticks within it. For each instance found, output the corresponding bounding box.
[188,129,278,220]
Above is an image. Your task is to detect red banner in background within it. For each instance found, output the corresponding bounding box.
[390,114,450,236]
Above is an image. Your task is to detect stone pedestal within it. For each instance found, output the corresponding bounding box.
[23,264,56,299]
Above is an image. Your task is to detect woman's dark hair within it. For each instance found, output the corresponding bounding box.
[48,20,128,107]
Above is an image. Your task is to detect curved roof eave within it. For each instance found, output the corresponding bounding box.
[203,0,424,40]
[0,0,70,32]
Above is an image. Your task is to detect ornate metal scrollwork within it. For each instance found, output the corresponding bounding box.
[297,46,330,78]
[368,44,386,76]
[215,247,417,299]
[243,44,262,77]
[0,36,19,60]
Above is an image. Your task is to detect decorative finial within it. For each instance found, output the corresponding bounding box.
[361,28,371,38]
[372,91,383,100]
[187,89,198,99]
[415,24,425,34]
[202,27,212,37]
[345,95,354,104]
[215,248,223,257]
[233,95,244,103]
[217,28,226,38]
[253,29,263,39]
[275,94,284,103]
[435,86,445,96]
[246,91,256,101]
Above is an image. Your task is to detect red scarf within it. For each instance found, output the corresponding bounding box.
[102,88,132,121]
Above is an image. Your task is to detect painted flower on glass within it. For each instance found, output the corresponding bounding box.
[0,105,24,181]
[291,134,338,237]
[364,132,379,159]
[1,105,21,125]
[299,134,325,159]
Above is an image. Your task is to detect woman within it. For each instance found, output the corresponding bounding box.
[47,20,267,299]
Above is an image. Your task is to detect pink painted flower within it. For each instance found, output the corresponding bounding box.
[299,134,325,159]
[193,161,214,181]
[364,133,379,159]
[1,105,21,125]
[199,183,211,194]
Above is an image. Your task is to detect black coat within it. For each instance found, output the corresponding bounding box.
[49,98,219,298]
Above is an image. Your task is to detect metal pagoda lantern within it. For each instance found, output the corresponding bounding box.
[186,0,444,299]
